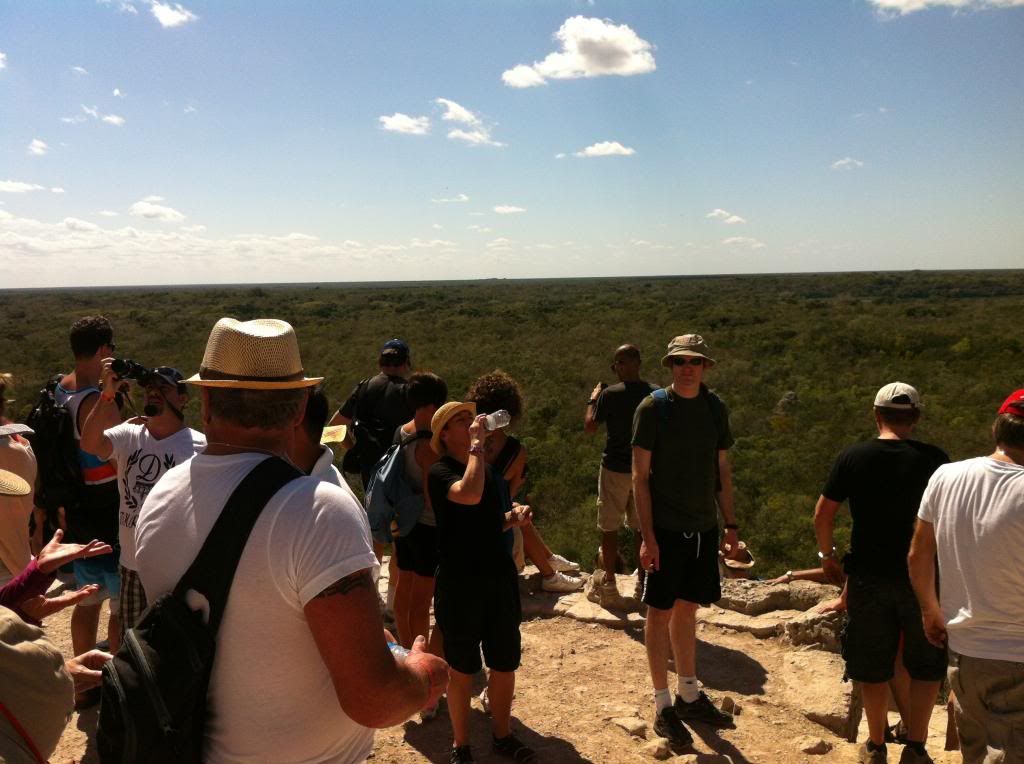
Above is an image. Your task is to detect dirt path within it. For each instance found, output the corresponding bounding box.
[45,598,960,764]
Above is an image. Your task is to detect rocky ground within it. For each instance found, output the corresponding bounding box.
[46,569,961,763]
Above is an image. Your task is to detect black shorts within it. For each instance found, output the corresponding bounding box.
[642,526,721,610]
[434,563,521,675]
[394,523,439,578]
[841,574,948,683]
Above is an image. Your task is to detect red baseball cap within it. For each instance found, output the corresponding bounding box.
[998,390,1024,417]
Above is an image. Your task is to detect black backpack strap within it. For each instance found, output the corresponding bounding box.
[172,456,302,635]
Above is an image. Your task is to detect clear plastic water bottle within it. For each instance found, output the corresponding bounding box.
[483,409,511,431]
[388,641,409,659]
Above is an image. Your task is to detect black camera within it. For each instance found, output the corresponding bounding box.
[110,358,150,381]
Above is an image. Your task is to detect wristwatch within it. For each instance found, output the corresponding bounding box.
[817,547,837,560]
[784,570,794,583]
[587,398,598,406]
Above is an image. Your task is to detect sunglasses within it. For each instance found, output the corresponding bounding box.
[670,356,704,367]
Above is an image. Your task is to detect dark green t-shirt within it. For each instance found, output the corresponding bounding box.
[631,386,734,532]
[594,380,660,473]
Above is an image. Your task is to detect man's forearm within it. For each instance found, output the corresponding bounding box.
[633,477,655,541]
[367,659,432,727]
[80,395,120,456]
[813,515,834,554]
[908,531,940,616]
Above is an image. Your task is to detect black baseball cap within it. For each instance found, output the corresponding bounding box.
[379,338,411,365]
[140,366,186,390]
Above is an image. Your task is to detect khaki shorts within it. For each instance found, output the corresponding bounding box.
[511,526,526,572]
[597,466,639,532]
[949,651,1024,763]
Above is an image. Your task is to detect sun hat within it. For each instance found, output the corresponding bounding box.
[874,382,921,410]
[184,318,323,389]
[320,424,348,445]
[0,423,33,438]
[430,401,477,456]
[661,334,716,367]
[998,389,1024,417]
[0,468,30,497]
[379,338,411,366]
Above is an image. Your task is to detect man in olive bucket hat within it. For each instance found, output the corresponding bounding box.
[134,318,448,762]
[632,333,740,748]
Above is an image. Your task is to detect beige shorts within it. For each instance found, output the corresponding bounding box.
[597,466,639,532]
[511,526,526,572]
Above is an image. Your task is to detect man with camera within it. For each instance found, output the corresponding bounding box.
[81,360,205,635]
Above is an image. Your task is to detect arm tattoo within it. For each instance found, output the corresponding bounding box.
[313,569,375,599]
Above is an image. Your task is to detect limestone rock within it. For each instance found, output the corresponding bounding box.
[720,695,741,716]
[611,716,647,737]
[788,580,842,611]
[716,578,841,616]
[638,737,672,759]
[779,651,863,741]
[784,608,844,653]
[696,607,804,638]
[798,736,833,755]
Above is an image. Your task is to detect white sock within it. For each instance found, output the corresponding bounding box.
[654,687,672,713]
[677,676,699,703]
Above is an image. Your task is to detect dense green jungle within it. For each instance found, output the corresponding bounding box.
[2,270,1022,577]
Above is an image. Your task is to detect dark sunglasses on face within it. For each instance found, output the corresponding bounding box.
[670,356,704,367]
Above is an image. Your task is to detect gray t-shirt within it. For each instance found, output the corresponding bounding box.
[594,380,659,473]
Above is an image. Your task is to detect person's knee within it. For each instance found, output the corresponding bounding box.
[646,605,673,626]
[673,600,699,618]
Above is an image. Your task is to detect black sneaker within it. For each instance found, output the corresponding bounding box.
[492,733,537,762]
[653,706,694,747]
[673,691,735,728]
[450,744,475,764]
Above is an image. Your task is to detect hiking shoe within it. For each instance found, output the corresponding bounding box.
[653,706,693,747]
[673,691,735,728]
[858,742,888,763]
[450,744,475,764]
[547,553,580,573]
[886,721,909,744]
[542,570,583,592]
[493,733,537,762]
[898,746,933,764]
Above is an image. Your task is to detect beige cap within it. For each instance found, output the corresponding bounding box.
[661,333,716,367]
[874,382,921,410]
[0,468,30,497]
[430,401,477,456]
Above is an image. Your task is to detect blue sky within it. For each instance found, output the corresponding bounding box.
[1,0,1022,287]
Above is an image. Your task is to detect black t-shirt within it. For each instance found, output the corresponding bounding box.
[428,456,511,576]
[340,373,413,468]
[822,438,949,579]
[594,380,660,472]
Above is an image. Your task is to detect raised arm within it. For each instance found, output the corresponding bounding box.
[79,358,122,459]
[445,415,491,505]
[583,383,603,434]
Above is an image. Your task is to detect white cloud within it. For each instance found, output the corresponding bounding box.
[50,187,65,194]
[81,105,99,119]
[181,224,206,232]
[98,0,139,15]
[64,217,100,232]
[502,16,656,88]
[431,193,469,203]
[410,238,455,249]
[467,224,493,233]
[574,140,635,157]
[435,98,479,125]
[722,236,765,249]
[184,104,196,114]
[448,128,504,147]
[431,223,443,230]
[868,0,1024,15]
[28,139,49,156]
[113,88,124,98]
[129,197,185,222]
[71,66,89,76]
[706,208,746,224]
[0,52,7,71]
[831,157,864,171]
[379,113,431,135]
[0,180,45,193]
[150,2,198,28]
[101,114,125,126]
[61,115,88,125]
[555,152,567,159]
[487,237,513,250]
[98,210,119,217]
[494,205,526,215]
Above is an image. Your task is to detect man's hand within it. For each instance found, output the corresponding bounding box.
[100,357,121,393]
[816,596,847,614]
[821,556,844,586]
[21,584,100,622]
[922,607,948,649]
[469,414,492,445]
[65,649,113,694]
[403,635,449,710]
[640,537,660,572]
[36,528,113,575]
[719,528,741,559]
[510,504,533,527]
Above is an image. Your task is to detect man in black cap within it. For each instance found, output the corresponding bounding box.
[81,362,206,636]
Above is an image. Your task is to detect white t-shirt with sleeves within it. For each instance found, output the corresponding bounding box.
[104,422,205,570]
[134,452,379,764]
[918,456,1024,662]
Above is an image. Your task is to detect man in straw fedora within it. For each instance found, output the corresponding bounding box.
[633,333,739,748]
[134,318,448,763]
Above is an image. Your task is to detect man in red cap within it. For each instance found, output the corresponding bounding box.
[909,390,1024,764]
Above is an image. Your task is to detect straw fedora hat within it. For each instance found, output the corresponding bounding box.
[0,468,30,497]
[184,318,323,389]
[430,401,477,456]
[320,424,348,445]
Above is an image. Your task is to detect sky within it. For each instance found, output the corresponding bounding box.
[1,0,1022,288]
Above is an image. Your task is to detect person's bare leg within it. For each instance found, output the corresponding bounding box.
[488,669,516,739]
[448,669,474,747]
[409,573,435,648]
[861,681,890,746]
[668,600,698,678]
[602,530,619,587]
[645,605,673,691]
[907,679,941,746]
[71,602,100,656]
[521,524,554,577]
[107,611,121,654]
[393,569,413,646]
[890,646,911,726]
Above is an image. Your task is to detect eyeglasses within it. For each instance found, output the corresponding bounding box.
[670,356,704,367]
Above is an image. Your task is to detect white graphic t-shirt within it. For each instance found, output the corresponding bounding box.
[104,422,206,570]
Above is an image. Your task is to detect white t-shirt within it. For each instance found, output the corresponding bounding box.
[310,446,359,503]
[135,452,379,764]
[105,422,206,570]
[918,456,1024,662]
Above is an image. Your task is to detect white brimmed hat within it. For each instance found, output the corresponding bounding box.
[874,382,921,410]
[184,318,323,390]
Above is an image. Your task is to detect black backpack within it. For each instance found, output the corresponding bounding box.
[342,377,394,475]
[24,375,82,515]
[96,456,301,764]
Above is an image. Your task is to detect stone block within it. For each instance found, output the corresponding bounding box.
[779,651,863,741]
[783,608,844,653]
[697,607,804,638]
